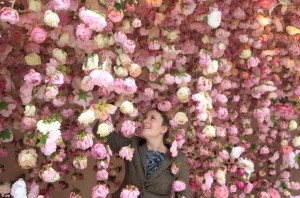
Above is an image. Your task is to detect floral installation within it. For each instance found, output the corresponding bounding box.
[0,0,299,197]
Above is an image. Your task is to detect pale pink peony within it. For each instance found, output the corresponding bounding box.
[96,169,109,181]
[39,165,60,183]
[91,143,107,159]
[73,155,88,169]
[170,141,178,157]
[45,71,64,87]
[92,184,109,198]
[76,23,93,41]
[51,0,70,10]
[119,146,134,161]
[108,9,124,23]
[121,120,136,137]
[0,7,19,25]
[267,188,280,198]
[24,69,43,87]
[172,180,186,192]
[214,185,229,198]
[89,70,114,88]
[123,39,136,54]
[79,7,107,32]
[120,185,140,198]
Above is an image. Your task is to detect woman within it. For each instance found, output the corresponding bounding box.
[94,108,191,197]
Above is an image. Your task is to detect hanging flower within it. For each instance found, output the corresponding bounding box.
[119,146,135,161]
[39,164,60,183]
[18,148,38,169]
[120,185,140,198]
[10,178,26,198]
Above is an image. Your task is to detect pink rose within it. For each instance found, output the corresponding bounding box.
[79,7,107,32]
[274,103,294,118]
[172,180,186,192]
[91,143,107,159]
[51,0,70,10]
[121,120,136,137]
[120,185,140,198]
[0,7,19,25]
[108,9,124,23]
[44,86,59,100]
[92,184,109,198]
[113,31,127,44]
[30,27,47,44]
[267,188,280,198]
[170,141,178,157]
[20,84,33,105]
[96,169,109,181]
[119,146,134,161]
[123,39,136,54]
[24,69,42,87]
[244,183,253,194]
[76,23,93,41]
[258,0,277,10]
[214,185,229,198]
[89,70,114,88]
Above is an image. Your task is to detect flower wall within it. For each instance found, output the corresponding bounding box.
[0,0,300,197]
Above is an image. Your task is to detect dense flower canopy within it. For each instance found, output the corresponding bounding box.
[0,0,300,197]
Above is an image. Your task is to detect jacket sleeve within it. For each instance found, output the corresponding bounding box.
[176,153,192,198]
[92,120,131,153]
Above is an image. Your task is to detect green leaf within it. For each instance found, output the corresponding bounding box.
[295,154,299,162]
[78,91,90,102]
[0,101,9,111]
[176,72,187,77]
[280,181,289,190]
[204,16,208,23]
[115,0,126,10]
[37,134,48,147]
[0,129,11,140]
[271,115,276,123]
[57,65,67,75]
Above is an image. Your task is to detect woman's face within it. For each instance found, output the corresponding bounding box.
[141,110,167,140]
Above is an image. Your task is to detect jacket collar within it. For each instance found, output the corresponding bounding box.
[139,143,175,187]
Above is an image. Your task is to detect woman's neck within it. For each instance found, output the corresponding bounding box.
[146,139,168,153]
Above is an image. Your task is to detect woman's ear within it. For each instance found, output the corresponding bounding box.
[161,125,168,134]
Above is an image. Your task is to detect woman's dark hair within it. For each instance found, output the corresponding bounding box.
[153,109,172,146]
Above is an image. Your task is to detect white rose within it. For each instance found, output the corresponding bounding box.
[114,66,128,77]
[203,60,218,75]
[120,101,134,115]
[48,121,61,131]
[97,122,113,137]
[177,87,190,103]
[207,10,222,28]
[94,34,107,49]
[289,120,298,130]
[28,0,42,12]
[44,10,60,28]
[25,53,41,66]
[215,169,226,185]
[174,112,188,125]
[238,158,254,175]
[292,136,300,147]
[78,110,96,125]
[202,125,216,138]
[52,48,67,64]
[82,54,99,71]
[57,33,69,47]
[0,182,11,194]
[230,146,245,159]
[18,149,38,169]
[36,120,48,134]
[240,49,252,59]
[24,105,36,117]
[10,178,27,198]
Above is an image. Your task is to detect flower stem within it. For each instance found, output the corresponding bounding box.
[11,0,16,8]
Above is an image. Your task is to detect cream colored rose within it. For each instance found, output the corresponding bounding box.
[174,112,188,125]
[57,33,69,47]
[177,87,190,103]
[292,136,300,147]
[78,109,96,125]
[129,63,142,78]
[120,101,134,115]
[268,92,278,99]
[94,34,107,49]
[167,30,179,42]
[53,48,67,64]
[207,10,222,28]
[202,35,210,44]
[202,125,216,138]
[36,120,48,134]
[44,10,60,27]
[203,60,218,75]
[28,0,42,12]
[215,169,226,185]
[114,66,128,77]
[18,148,38,169]
[97,122,114,137]
[240,49,252,59]
[83,54,99,71]
[289,120,298,130]
[24,105,36,117]
[25,53,41,66]
[0,182,10,194]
